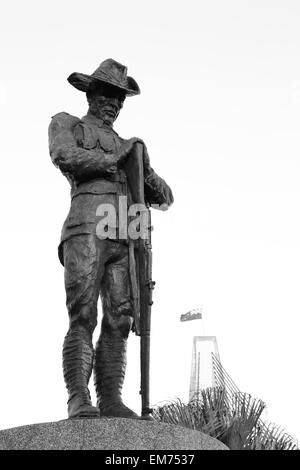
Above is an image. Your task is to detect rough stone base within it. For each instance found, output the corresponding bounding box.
[0,418,228,450]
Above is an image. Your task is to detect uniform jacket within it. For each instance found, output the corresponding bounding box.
[48,111,172,265]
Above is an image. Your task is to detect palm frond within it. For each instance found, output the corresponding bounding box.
[219,393,265,449]
[247,422,298,450]
[152,387,298,450]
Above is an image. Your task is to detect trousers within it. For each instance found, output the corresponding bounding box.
[63,234,133,337]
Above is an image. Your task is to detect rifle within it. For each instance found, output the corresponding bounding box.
[124,142,154,419]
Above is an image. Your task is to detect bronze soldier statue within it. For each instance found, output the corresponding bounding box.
[48,59,173,419]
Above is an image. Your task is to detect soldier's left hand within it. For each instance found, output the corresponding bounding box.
[161,182,174,207]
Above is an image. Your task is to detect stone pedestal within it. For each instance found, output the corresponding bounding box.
[0,418,228,450]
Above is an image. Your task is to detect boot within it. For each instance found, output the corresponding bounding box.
[63,329,100,419]
[94,330,139,419]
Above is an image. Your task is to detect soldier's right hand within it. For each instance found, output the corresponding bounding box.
[116,138,135,161]
[116,137,144,162]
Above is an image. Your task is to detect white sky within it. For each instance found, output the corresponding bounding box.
[0,0,299,442]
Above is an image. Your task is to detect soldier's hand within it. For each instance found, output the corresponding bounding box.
[146,172,174,208]
[161,182,174,207]
[116,137,142,162]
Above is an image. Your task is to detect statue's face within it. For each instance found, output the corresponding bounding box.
[87,83,126,125]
